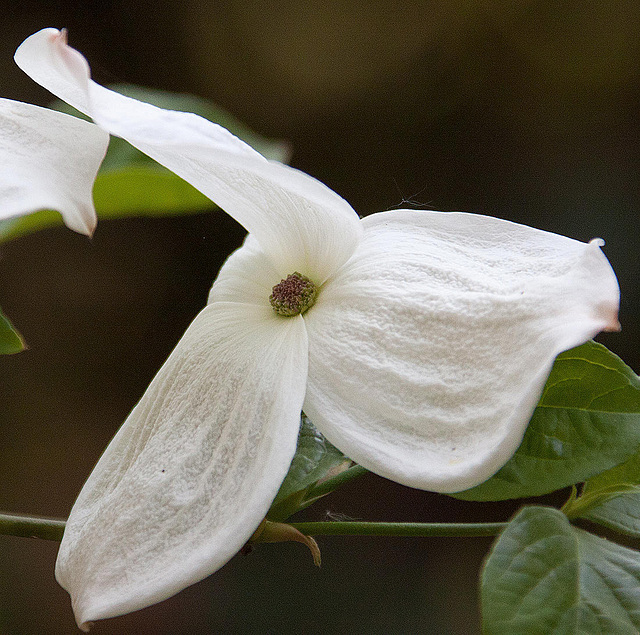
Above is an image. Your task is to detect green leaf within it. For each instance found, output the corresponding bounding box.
[0,306,26,354]
[267,414,350,522]
[0,168,216,243]
[585,451,640,494]
[583,489,640,539]
[578,452,640,537]
[481,507,580,633]
[455,341,640,501]
[573,528,640,633]
[482,506,640,634]
[0,84,291,243]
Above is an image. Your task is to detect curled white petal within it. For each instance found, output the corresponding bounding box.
[56,302,308,630]
[303,210,620,493]
[0,98,108,234]
[15,28,362,281]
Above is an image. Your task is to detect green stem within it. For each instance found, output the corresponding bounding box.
[289,521,507,538]
[0,512,507,541]
[0,513,66,541]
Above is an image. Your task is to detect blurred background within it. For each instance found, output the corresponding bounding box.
[1,1,639,633]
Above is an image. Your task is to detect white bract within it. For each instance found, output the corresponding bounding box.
[7,28,620,631]
[0,96,108,234]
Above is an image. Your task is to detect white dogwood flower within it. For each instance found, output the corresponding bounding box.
[11,28,620,630]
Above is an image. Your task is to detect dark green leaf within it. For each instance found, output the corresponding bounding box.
[584,451,640,493]
[482,506,640,634]
[0,307,25,354]
[267,414,350,522]
[482,507,579,633]
[579,452,640,537]
[455,341,640,501]
[583,492,640,537]
[0,85,291,243]
[573,528,640,633]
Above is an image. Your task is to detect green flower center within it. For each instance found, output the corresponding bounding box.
[269,272,318,317]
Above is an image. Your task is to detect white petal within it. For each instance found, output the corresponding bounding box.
[15,28,362,280]
[0,98,108,235]
[56,302,308,629]
[303,210,620,493]
[207,234,281,307]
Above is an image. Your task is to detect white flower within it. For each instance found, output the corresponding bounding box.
[9,28,620,630]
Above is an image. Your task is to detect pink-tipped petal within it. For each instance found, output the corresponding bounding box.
[15,28,362,280]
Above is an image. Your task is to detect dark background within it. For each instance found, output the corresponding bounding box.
[1,1,639,633]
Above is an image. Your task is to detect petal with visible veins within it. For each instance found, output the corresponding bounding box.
[55,302,308,630]
[303,210,620,492]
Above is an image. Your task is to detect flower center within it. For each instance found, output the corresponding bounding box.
[269,272,318,317]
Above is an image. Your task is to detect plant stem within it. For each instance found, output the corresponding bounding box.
[0,512,507,541]
[290,521,507,538]
[0,513,66,541]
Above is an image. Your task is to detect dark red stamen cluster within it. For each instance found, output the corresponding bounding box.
[269,272,318,316]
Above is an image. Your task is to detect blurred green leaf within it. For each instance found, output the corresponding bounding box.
[0,168,214,242]
[267,414,350,522]
[0,306,25,354]
[455,341,640,501]
[482,506,640,634]
[0,84,291,243]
